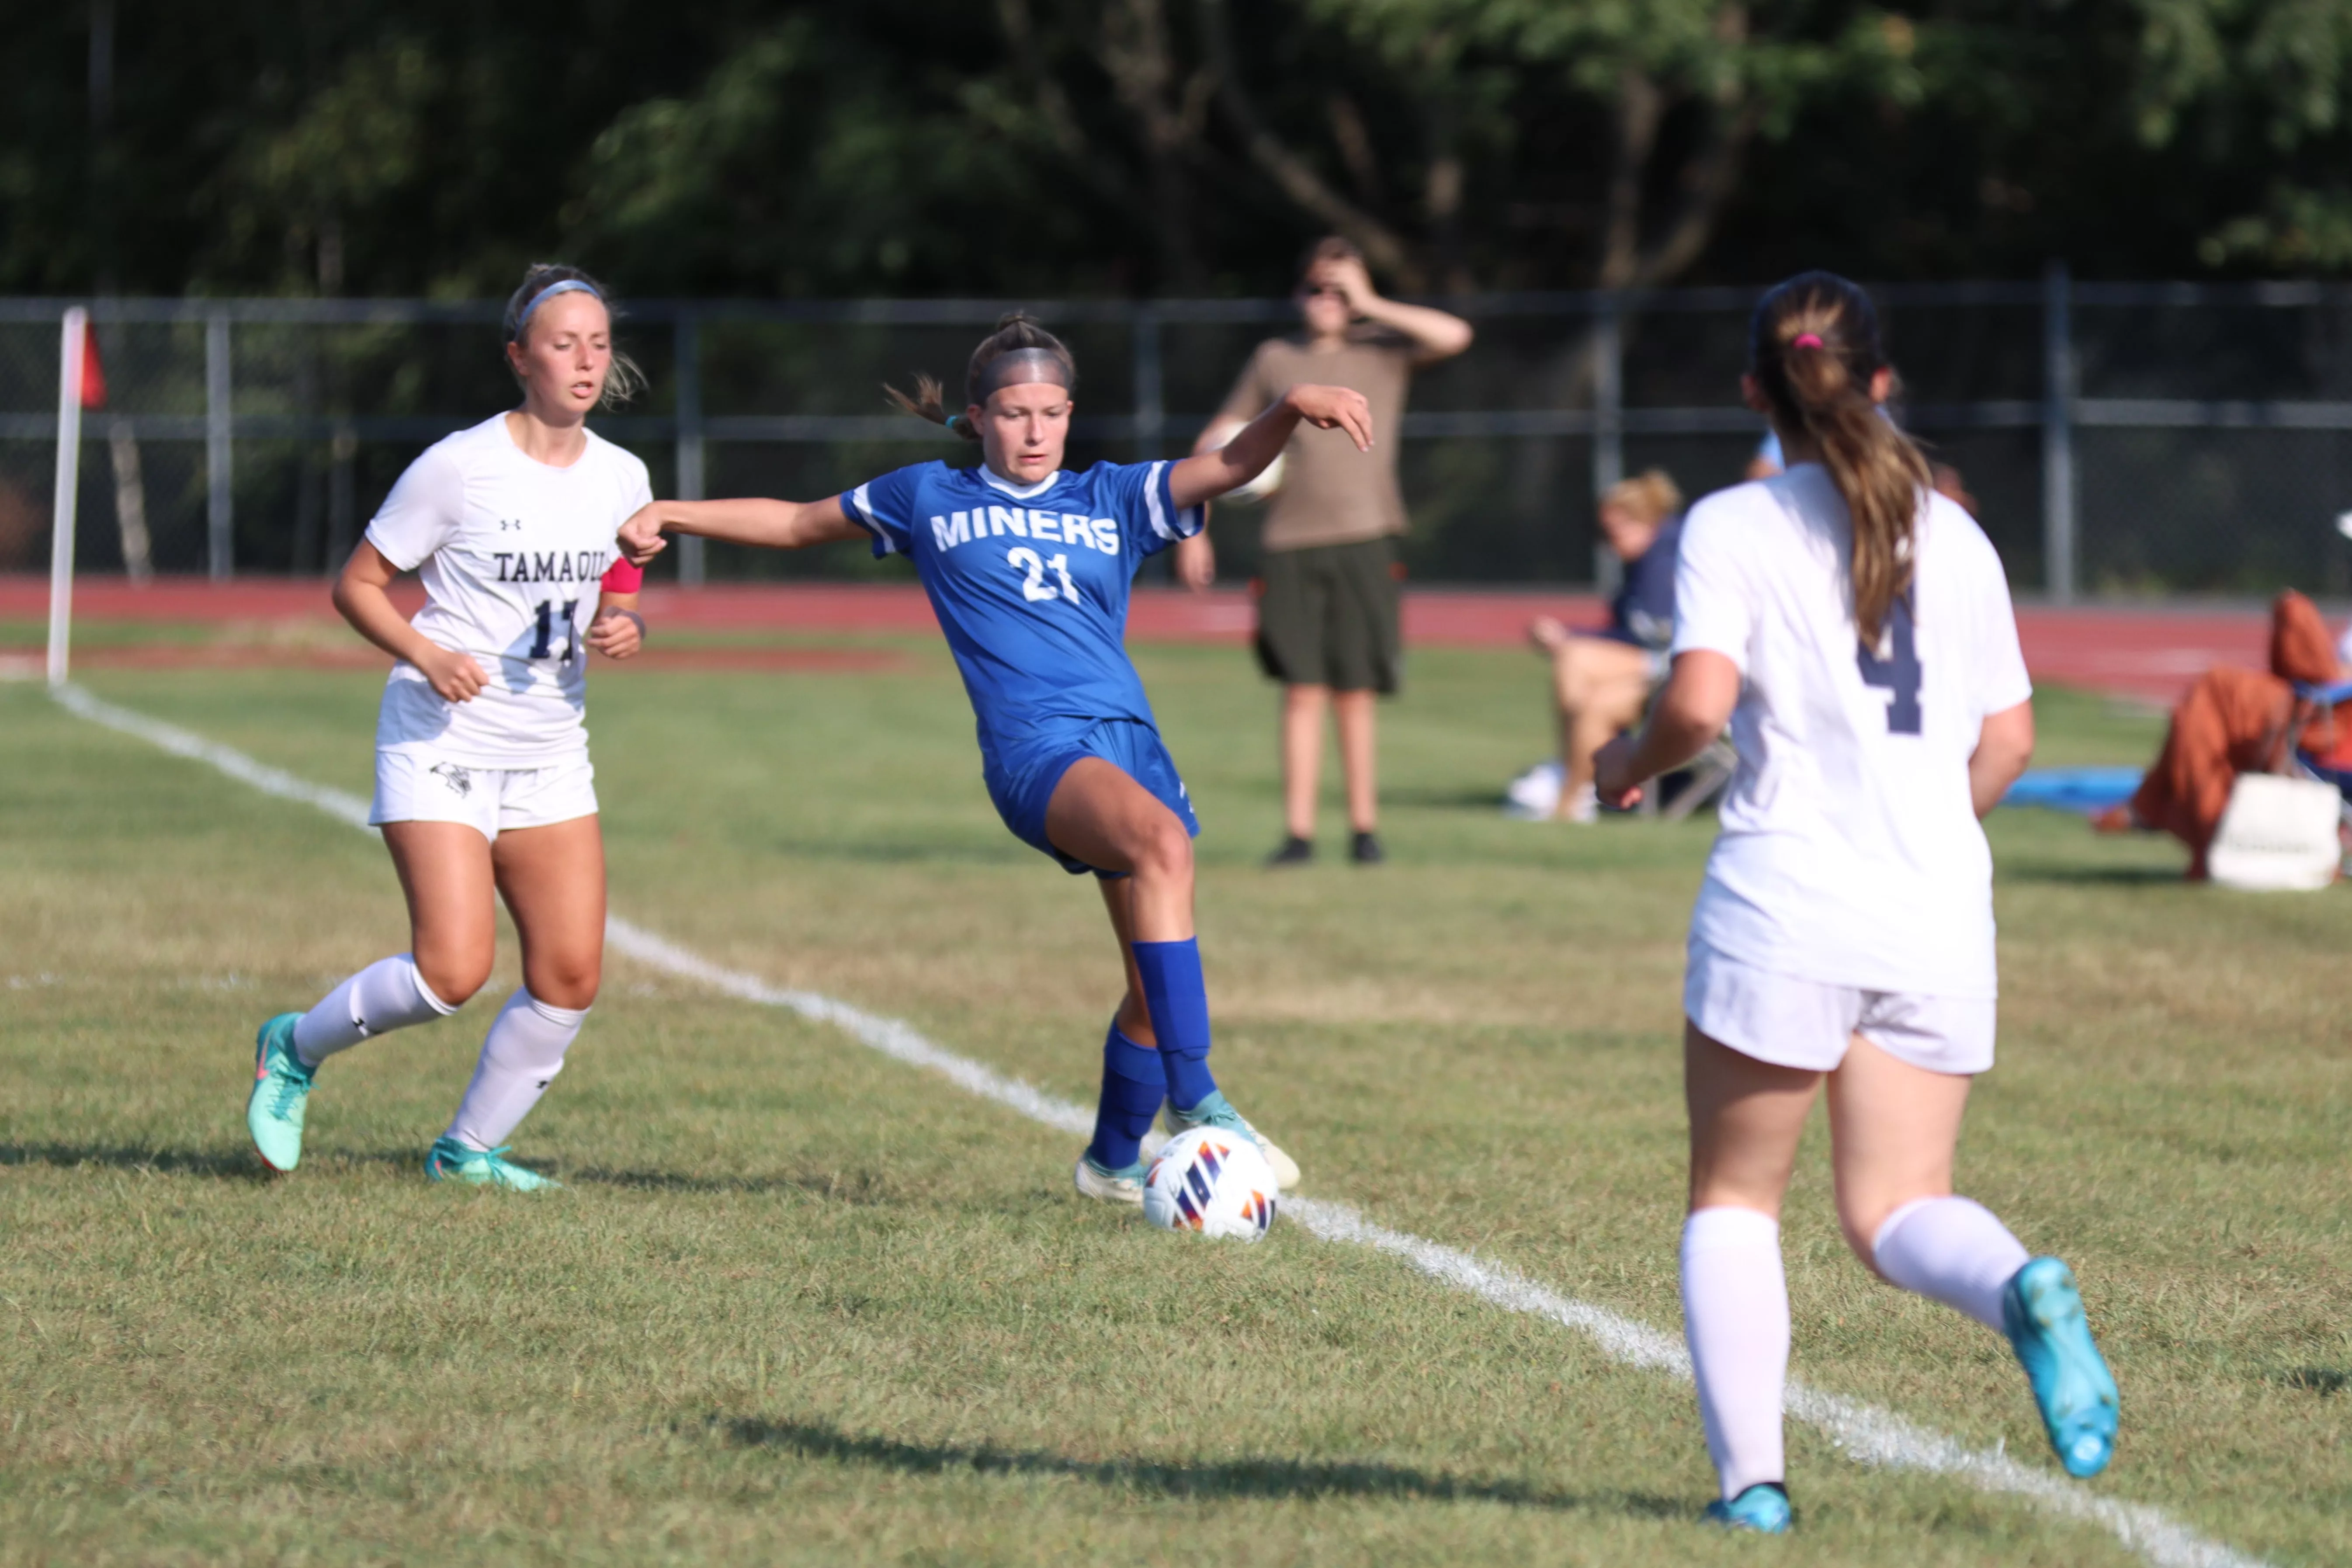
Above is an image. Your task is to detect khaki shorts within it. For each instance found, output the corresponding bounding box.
[1254,535,1402,694]
[1683,939,1995,1076]
[371,748,599,841]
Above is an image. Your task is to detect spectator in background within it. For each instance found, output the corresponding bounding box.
[1177,237,1473,867]
[1524,470,1684,822]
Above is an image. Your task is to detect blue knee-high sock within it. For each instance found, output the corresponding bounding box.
[1132,937,1217,1112]
[1087,1020,1164,1172]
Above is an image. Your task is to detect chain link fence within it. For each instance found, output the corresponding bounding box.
[8,274,2352,594]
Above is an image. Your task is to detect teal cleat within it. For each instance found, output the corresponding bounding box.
[246,1012,314,1173]
[2002,1256,2120,1478]
[1703,1482,1792,1533]
[1162,1090,1300,1190]
[425,1136,562,1192]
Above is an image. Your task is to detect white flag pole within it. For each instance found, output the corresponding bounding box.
[47,307,87,688]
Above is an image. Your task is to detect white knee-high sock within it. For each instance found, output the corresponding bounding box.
[293,954,457,1067]
[1681,1206,1789,1500]
[1871,1196,2032,1332]
[444,990,586,1152]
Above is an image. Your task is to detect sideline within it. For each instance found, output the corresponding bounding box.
[47,681,2263,1568]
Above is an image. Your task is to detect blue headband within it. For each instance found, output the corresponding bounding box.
[512,278,600,338]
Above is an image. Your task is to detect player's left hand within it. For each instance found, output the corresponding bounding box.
[588,607,644,660]
[1591,733,1645,810]
[1285,385,1374,451]
[617,505,669,565]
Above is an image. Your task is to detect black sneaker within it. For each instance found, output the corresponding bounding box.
[1265,835,1314,867]
[1349,830,1384,865]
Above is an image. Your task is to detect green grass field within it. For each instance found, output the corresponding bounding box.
[3,636,2347,1566]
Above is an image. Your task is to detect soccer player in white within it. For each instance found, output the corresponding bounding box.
[1593,271,2120,1533]
[244,265,652,1190]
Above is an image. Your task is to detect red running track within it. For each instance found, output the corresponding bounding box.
[0,574,2280,704]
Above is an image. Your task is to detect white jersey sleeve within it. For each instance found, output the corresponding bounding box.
[1957,521,2033,721]
[1669,503,1760,674]
[364,444,465,571]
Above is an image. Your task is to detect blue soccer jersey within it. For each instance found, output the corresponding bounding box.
[841,459,1204,762]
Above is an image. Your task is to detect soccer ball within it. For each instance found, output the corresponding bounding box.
[1142,1127,1279,1240]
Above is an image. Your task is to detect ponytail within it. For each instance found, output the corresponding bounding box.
[884,312,1076,444]
[1749,272,1929,649]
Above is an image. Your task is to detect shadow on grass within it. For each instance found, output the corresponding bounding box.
[0,1141,267,1181]
[1998,864,2186,886]
[720,1415,1689,1518]
[565,1166,895,1200]
[2283,1368,2348,1397]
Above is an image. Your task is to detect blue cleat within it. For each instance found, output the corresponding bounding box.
[1703,1482,1792,1533]
[425,1136,561,1191]
[246,1012,314,1173]
[2002,1256,2119,1478]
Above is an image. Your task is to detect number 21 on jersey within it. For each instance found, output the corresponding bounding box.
[1007,546,1080,606]
[1857,592,1922,734]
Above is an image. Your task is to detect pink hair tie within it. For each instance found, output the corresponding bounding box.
[1791,333,1825,350]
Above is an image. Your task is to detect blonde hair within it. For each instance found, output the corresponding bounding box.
[1749,271,1930,649]
[884,312,1076,442]
[1603,469,1682,525]
[501,263,643,409]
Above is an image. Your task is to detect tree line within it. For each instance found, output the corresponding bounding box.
[8,1,2352,300]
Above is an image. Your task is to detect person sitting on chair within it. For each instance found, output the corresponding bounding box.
[1526,470,1683,822]
[2096,590,2352,878]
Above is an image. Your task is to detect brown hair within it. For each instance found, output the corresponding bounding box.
[1749,271,1930,648]
[1298,235,1363,285]
[500,263,643,409]
[1603,469,1682,526]
[884,312,1077,443]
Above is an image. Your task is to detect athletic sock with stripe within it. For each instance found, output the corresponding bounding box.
[1871,1195,2033,1332]
[444,989,586,1152]
[1681,1206,1790,1501]
[1086,1020,1165,1172]
[1131,937,1216,1112]
[293,953,458,1068]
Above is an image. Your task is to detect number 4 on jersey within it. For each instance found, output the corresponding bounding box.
[1857,592,1922,734]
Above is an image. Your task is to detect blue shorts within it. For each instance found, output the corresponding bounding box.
[984,718,1200,877]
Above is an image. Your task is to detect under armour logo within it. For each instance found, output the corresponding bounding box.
[429,763,473,798]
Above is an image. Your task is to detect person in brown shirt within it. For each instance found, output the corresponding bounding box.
[1178,238,1472,866]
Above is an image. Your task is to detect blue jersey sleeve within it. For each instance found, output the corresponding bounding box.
[840,465,930,558]
[1098,459,1204,565]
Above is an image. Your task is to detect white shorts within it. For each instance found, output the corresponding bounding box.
[1683,940,1995,1076]
[370,749,598,841]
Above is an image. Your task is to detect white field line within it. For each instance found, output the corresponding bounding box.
[50,683,2263,1568]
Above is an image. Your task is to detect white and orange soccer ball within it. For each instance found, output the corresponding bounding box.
[1142,1127,1279,1240]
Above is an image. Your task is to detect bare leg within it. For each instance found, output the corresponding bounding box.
[1333,688,1378,833]
[1280,683,1329,841]
[1686,1023,1820,1216]
[1550,637,1655,809]
[491,815,607,1010]
[1823,1033,1969,1265]
[382,821,500,1006]
[1097,877,1155,1045]
[1044,758,1197,942]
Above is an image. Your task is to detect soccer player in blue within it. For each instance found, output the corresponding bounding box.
[616,314,1373,1204]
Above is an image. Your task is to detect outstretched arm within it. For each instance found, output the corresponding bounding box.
[1169,385,1372,510]
[617,495,864,565]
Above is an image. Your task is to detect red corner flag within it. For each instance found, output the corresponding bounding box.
[78,319,106,409]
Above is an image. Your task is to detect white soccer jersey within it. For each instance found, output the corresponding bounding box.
[365,414,652,767]
[1671,464,2032,998]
